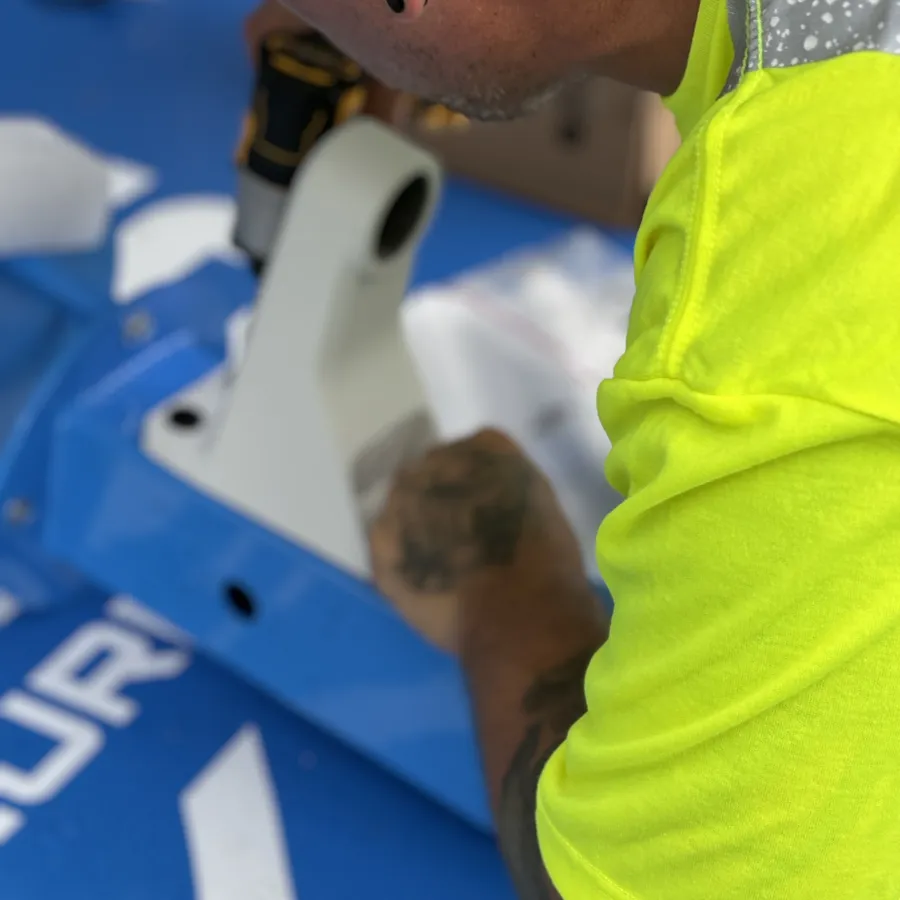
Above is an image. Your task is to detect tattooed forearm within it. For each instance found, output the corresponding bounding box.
[498,648,597,900]
[370,427,606,897]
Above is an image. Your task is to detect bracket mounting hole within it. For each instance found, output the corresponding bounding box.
[224,583,257,620]
[169,407,203,430]
[376,175,429,260]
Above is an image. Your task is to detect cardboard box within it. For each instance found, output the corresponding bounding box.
[407,79,680,230]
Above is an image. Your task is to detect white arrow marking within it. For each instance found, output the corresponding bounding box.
[112,194,244,304]
[0,806,24,846]
[180,724,298,900]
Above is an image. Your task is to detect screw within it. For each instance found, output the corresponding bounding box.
[122,311,156,345]
[3,498,34,526]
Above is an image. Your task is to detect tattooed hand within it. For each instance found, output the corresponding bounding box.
[369,429,586,653]
[372,429,607,900]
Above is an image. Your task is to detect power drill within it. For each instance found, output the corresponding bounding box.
[233,31,367,274]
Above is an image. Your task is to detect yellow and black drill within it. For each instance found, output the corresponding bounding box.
[233,31,368,274]
[233,29,468,274]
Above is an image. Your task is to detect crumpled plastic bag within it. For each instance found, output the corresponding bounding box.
[402,228,635,577]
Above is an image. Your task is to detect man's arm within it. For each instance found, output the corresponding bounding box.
[460,570,607,900]
[370,429,609,899]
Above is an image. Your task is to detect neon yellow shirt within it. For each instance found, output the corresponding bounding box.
[536,0,900,896]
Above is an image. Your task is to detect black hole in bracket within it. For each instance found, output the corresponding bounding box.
[169,407,203,429]
[376,175,429,260]
[225,583,257,620]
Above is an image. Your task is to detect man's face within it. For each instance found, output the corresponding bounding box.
[278,0,595,120]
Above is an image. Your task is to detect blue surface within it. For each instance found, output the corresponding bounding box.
[41,265,490,829]
[0,593,515,899]
[0,0,625,864]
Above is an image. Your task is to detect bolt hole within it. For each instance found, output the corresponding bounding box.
[376,175,429,260]
[225,583,257,620]
[169,407,203,429]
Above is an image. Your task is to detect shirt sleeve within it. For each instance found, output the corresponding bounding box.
[536,380,900,900]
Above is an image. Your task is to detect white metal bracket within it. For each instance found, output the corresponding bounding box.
[141,117,443,576]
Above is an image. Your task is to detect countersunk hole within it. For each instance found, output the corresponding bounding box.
[225,583,257,620]
[376,175,429,260]
[169,407,203,429]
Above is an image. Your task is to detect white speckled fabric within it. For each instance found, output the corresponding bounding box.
[724,0,900,91]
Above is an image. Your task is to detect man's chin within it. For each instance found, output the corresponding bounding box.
[428,81,562,123]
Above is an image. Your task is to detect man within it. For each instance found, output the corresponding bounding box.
[252,0,900,897]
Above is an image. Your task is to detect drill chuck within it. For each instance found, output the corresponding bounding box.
[234,31,367,271]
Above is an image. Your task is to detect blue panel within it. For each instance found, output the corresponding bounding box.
[0,262,256,610]
[0,595,513,900]
[0,265,102,611]
[0,534,85,611]
[43,319,490,830]
[0,270,73,476]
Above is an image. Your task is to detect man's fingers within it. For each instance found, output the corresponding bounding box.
[468,428,522,454]
[379,429,528,513]
[363,82,417,125]
[432,428,525,462]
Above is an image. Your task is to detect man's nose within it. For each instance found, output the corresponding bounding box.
[385,0,428,20]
